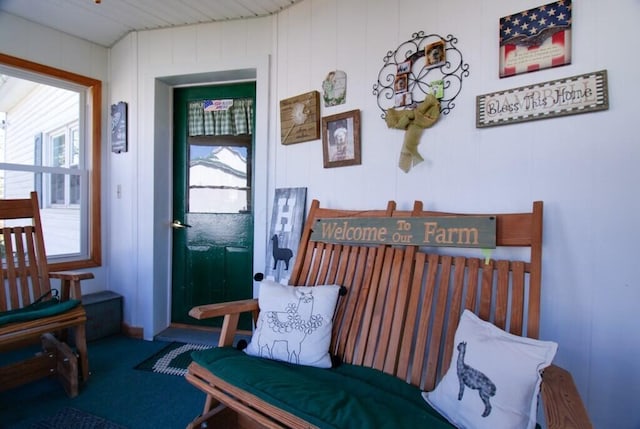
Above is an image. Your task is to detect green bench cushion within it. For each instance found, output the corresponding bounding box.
[191,347,453,429]
[0,299,81,326]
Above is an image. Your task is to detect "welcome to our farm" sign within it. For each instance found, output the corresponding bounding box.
[310,216,496,248]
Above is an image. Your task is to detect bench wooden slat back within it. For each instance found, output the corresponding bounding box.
[289,199,543,392]
[0,193,53,312]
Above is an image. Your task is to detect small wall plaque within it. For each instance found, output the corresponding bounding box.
[111,101,128,153]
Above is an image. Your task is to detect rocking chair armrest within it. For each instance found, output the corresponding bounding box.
[541,364,593,429]
[190,299,259,347]
[49,271,95,300]
[189,298,259,320]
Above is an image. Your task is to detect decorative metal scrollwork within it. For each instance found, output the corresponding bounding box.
[373,32,470,119]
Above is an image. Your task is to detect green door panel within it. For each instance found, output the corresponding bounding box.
[172,83,255,330]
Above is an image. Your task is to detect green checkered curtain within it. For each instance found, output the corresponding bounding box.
[188,98,253,136]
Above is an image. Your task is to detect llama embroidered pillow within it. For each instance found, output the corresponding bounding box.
[244,280,341,368]
[422,310,557,429]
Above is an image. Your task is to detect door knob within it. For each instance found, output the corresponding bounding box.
[171,220,192,229]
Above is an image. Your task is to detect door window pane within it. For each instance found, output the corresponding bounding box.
[188,142,251,214]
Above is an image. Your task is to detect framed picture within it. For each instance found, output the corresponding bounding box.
[322,109,361,168]
[499,0,572,78]
[395,91,413,108]
[397,59,411,75]
[394,74,408,93]
[110,101,128,153]
[425,40,446,69]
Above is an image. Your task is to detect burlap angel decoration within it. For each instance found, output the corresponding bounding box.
[385,94,440,173]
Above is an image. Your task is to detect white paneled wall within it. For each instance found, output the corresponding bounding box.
[267,2,639,429]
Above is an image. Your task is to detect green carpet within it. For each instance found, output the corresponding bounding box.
[0,336,209,429]
[30,407,126,429]
[134,342,211,376]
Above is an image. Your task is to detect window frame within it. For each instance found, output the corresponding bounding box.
[0,53,102,270]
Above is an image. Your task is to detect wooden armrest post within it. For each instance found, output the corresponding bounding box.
[541,365,592,429]
[219,314,240,347]
[50,271,95,300]
[189,299,259,348]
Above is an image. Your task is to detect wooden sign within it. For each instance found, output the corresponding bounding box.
[280,91,320,145]
[477,70,608,128]
[311,216,496,248]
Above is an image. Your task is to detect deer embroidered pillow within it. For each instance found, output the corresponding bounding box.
[244,280,341,368]
[422,310,557,429]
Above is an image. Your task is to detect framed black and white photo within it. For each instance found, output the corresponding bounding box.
[322,109,361,168]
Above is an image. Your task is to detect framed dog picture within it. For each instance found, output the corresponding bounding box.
[322,109,361,168]
[425,40,446,69]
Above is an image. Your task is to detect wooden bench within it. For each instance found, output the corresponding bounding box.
[185,199,592,429]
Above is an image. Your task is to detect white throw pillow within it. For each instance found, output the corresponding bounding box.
[422,310,557,429]
[244,280,341,368]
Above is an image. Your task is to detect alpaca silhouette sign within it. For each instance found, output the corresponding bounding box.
[271,234,294,270]
[311,216,496,248]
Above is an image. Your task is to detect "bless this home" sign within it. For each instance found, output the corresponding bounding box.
[476,69,608,128]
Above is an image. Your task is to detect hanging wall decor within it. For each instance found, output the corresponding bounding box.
[110,101,128,153]
[499,0,572,78]
[322,109,361,168]
[265,187,307,284]
[322,70,347,107]
[373,32,470,119]
[477,70,608,128]
[373,32,469,172]
[279,91,320,145]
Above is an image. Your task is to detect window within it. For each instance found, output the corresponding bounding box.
[0,53,101,269]
[48,123,81,207]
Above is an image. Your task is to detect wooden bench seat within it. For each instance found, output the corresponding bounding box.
[185,199,592,429]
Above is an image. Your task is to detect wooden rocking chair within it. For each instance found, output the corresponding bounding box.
[0,192,93,397]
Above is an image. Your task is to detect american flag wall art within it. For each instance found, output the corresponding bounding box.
[499,0,572,78]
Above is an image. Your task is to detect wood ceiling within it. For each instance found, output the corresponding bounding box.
[0,0,302,48]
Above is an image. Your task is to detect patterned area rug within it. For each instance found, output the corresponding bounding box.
[30,407,126,429]
[134,342,211,376]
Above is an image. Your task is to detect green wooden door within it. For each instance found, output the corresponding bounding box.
[172,83,255,330]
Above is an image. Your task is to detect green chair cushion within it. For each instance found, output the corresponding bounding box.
[0,299,80,326]
[191,347,453,429]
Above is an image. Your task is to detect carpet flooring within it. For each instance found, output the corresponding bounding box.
[0,335,209,429]
[29,407,126,429]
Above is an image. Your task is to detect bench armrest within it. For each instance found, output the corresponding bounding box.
[541,364,593,429]
[189,299,259,347]
[50,271,95,300]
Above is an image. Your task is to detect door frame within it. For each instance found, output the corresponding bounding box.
[142,57,270,340]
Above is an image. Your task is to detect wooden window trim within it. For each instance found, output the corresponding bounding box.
[0,53,102,270]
